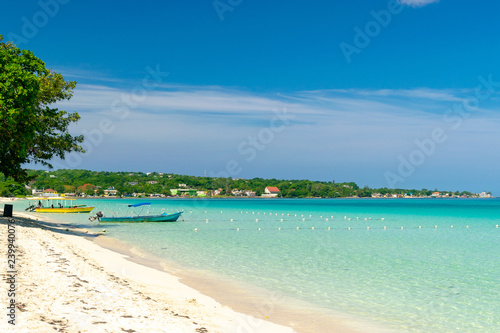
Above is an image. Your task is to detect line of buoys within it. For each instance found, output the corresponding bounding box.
[189,224,499,232]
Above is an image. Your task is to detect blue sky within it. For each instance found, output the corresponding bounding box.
[2,0,500,194]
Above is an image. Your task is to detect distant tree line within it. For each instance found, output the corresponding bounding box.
[0,169,484,198]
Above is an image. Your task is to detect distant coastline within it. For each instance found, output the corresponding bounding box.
[0,169,493,199]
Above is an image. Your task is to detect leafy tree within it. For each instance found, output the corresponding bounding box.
[0,36,84,183]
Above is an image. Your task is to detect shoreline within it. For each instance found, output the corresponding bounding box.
[0,205,384,332]
[0,209,298,332]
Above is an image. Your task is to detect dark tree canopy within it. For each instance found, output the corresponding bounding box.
[0,36,84,182]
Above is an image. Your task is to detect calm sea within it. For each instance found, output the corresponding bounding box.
[14,198,500,332]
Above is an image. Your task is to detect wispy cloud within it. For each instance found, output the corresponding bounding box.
[398,0,440,8]
[52,70,500,190]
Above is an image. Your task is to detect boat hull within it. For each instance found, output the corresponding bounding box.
[36,207,95,213]
[99,211,182,223]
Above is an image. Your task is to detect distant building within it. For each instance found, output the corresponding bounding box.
[42,189,58,197]
[104,187,118,197]
[431,192,440,197]
[231,189,242,196]
[262,187,280,198]
[147,180,158,185]
[170,189,197,196]
[245,190,256,197]
[32,189,43,196]
[128,182,138,186]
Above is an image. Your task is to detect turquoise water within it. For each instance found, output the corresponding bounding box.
[14,198,500,332]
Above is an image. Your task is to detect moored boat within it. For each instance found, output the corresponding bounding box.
[27,198,94,213]
[90,202,182,223]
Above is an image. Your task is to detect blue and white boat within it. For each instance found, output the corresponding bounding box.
[90,202,183,223]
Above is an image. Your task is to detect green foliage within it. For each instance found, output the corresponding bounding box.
[0,36,84,182]
[0,169,476,199]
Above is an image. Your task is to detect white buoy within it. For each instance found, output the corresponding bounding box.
[280,219,283,221]
[450,225,454,228]
[237,228,240,231]
[312,227,315,230]
[348,227,351,230]
[256,219,259,222]
[435,225,438,228]
[194,228,198,231]
[206,219,209,222]
[258,228,261,231]
[367,226,370,230]
[302,218,305,221]
[400,227,404,229]
[296,227,299,230]
[381,218,385,220]
[384,226,387,229]
[419,226,422,229]
[328,227,331,230]
[331,216,333,218]
[466,225,469,228]
[344,216,347,219]
[230,219,233,222]
[278,227,281,230]
[326,218,329,221]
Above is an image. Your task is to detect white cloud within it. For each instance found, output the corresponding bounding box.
[51,71,500,192]
[398,0,440,7]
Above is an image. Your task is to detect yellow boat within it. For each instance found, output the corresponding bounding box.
[27,198,94,213]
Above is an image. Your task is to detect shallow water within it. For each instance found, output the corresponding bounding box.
[15,198,500,332]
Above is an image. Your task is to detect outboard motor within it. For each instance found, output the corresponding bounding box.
[89,211,103,222]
